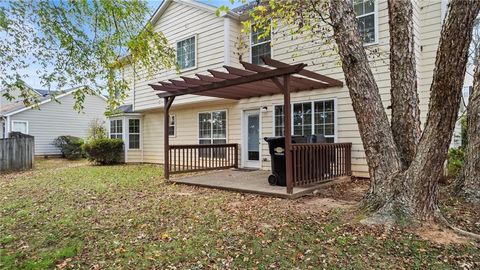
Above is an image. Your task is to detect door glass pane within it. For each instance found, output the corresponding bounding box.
[247,113,260,161]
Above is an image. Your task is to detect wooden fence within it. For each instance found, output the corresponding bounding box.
[169,144,238,174]
[0,132,35,172]
[292,143,352,187]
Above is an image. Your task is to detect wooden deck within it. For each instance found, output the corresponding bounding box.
[170,169,351,199]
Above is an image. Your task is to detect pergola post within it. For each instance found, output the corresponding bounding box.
[279,75,294,194]
[163,96,175,181]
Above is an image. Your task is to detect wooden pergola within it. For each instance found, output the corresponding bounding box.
[149,58,346,194]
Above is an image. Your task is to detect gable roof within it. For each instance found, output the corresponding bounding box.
[150,0,240,26]
[0,79,43,97]
[0,87,107,117]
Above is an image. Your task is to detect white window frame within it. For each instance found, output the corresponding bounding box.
[197,110,228,144]
[272,98,338,142]
[249,24,273,64]
[353,0,379,46]
[127,118,141,150]
[11,120,29,134]
[169,114,176,138]
[176,34,198,72]
[109,119,123,140]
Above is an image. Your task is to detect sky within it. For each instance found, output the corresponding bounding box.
[14,0,244,89]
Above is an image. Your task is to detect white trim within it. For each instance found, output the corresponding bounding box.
[196,109,229,144]
[168,114,176,138]
[5,116,11,137]
[241,108,262,169]
[249,23,273,64]
[109,118,124,140]
[354,0,379,46]
[224,17,232,65]
[11,120,29,134]
[176,34,198,72]
[440,0,448,24]
[4,87,105,116]
[126,117,142,150]
[150,0,239,26]
[272,98,338,142]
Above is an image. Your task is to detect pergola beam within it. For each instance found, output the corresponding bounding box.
[156,63,306,98]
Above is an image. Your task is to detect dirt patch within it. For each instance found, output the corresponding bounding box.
[295,197,357,212]
[413,224,470,245]
[312,177,369,201]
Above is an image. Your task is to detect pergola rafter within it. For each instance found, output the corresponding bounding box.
[149,58,343,194]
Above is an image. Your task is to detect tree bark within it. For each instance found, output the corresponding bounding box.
[328,0,402,210]
[387,0,421,169]
[455,60,480,203]
[400,0,480,220]
[329,0,480,222]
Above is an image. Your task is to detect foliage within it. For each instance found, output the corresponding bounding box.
[0,0,176,111]
[447,116,468,178]
[83,138,124,165]
[87,119,108,141]
[460,115,468,147]
[447,147,465,178]
[52,135,85,160]
[0,159,479,269]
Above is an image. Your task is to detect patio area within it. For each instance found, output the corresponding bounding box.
[170,169,351,199]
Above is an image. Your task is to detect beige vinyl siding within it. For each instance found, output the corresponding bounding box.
[124,1,230,112]
[9,94,106,155]
[122,0,444,178]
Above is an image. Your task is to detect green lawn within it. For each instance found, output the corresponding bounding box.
[0,159,478,269]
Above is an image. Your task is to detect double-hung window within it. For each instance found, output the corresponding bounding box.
[274,100,335,143]
[198,111,227,158]
[177,36,196,70]
[168,114,176,137]
[251,25,271,65]
[110,119,123,140]
[353,0,377,44]
[128,119,140,149]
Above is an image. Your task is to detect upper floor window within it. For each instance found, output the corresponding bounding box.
[251,25,271,65]
[169,114,176,137]
[110,119,123,140]
[177,36,196,70]
[353,0,377,44]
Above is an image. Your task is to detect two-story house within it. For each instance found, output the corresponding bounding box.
[109,0,448,179]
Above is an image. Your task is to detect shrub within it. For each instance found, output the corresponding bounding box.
[53,136,85,160]
[87,119,107,140]
[83,138,124,165]
[447,147,465,178]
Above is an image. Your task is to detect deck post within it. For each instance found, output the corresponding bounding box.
[282,75,294,194]
[163,96,175,181]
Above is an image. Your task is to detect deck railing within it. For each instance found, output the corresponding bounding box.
[169,144,238,174]
[291,143,352,187]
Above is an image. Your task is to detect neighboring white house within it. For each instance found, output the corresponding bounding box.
[0,85,107,156]
[109,0,450,178]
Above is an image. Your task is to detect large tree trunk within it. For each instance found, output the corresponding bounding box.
[387,0,421,169]
[328,0,402,210]
[455,62,480,203]
[329,0,480,222]
[400,0,480,220]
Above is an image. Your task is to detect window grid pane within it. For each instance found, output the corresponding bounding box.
[251,25,271,65]
[353,0,376,43]
[169,115,176,136]
[177,36,196,69]
[274,101,335,140]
